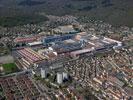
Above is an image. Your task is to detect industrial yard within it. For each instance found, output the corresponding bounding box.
[12,29,122,70]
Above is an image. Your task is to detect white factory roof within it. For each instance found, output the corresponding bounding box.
[28,41,42,46]
[71,47,95,55]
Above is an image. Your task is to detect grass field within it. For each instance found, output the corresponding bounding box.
[2,63,18,74]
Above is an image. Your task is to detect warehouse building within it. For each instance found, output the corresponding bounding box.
[42,34,76,45]
[14,48,46,69]
[51,40,83,54]
[69,34,122,57]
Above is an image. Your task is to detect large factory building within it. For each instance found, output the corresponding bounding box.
[42,34,76,45]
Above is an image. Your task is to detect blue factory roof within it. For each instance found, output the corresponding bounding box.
[42,34,75,44]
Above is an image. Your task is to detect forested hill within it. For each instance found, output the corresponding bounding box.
[0,0,133,27]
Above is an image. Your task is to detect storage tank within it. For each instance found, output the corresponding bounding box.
[57,73,63,84]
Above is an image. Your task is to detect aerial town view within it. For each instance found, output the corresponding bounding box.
[0,0,133,100]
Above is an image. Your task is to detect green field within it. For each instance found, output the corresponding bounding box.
[2,63,18,74]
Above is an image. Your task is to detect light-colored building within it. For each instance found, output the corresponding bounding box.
[57,73,63,84]
[63,72,68,80]
[41,68,46,78]
[28,41,42,46]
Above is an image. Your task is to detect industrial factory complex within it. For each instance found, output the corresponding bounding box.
[12,30,122,70]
